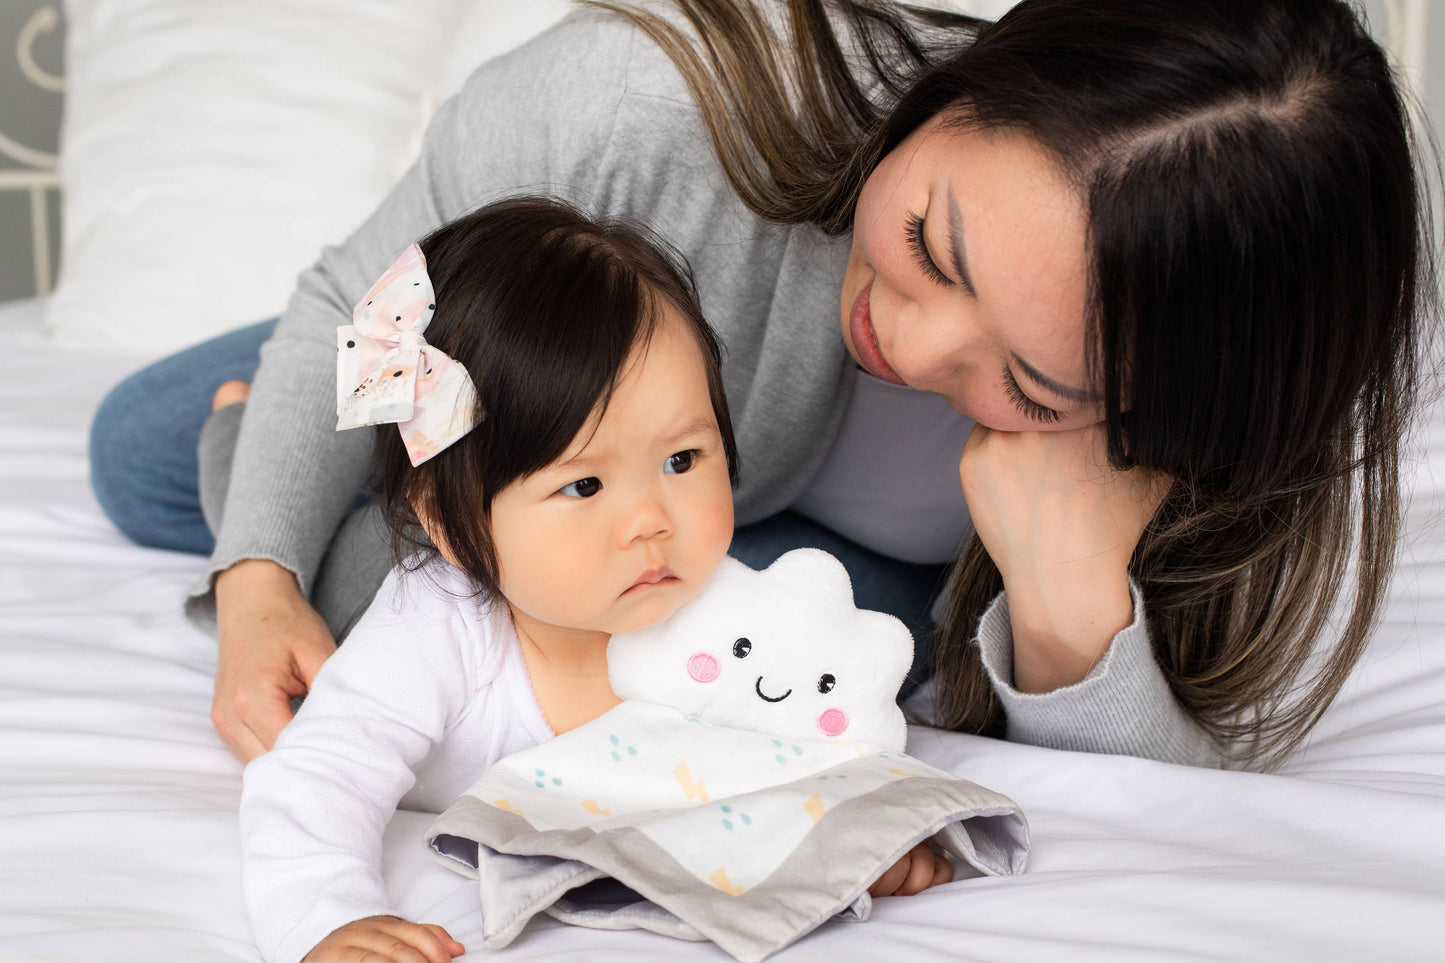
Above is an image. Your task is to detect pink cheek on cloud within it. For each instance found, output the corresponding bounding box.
[818,708,849,737]
[687,652,720,684]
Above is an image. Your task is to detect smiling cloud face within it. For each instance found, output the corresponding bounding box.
[607,549,913,751]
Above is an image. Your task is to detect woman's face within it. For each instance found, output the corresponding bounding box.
[841,115,1101,430]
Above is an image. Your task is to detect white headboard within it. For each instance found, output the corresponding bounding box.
[0,5,61,299]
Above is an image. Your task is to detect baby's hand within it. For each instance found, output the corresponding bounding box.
[303,915,464,963]
[868,842,954,897]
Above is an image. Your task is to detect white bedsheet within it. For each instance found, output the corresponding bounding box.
[1,295,1442,962]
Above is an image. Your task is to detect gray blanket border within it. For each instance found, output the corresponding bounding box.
[429,765,1028,962]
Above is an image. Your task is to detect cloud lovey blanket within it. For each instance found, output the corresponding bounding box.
[427,549,1030,962]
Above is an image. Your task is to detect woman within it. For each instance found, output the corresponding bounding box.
[90,0,1433,771]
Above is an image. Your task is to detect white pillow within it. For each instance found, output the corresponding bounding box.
[47,0,569,355]
[44,0,993,355]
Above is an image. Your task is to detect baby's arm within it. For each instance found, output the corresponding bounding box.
[240,571,478,963]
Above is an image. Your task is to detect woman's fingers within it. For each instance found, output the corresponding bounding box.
[957,421,1175,691]
[239,681,302,759]
[213,559,337,761]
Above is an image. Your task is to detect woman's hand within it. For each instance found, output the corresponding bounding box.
[303,916,465,963]
[213,558,336,762]
[868,842,953,897]
[959,422,1170,694]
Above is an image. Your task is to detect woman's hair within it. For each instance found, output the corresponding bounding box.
[373,195,740,599]
[592,0,1439,766]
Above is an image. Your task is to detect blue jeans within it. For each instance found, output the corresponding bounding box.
[90,319,280,554]
[89,319,944,680]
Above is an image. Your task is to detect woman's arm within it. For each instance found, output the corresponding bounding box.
[193,10,646,757]
[958,422,1222,766]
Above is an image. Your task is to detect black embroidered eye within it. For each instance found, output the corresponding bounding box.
[818,674,836,694]
[346,340,355,348]
[732,638,751,659]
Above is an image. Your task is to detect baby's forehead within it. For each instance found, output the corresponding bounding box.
[532,409,721,479]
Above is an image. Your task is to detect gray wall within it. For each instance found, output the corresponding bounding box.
[0,0,63,304]
[0,3,1437,305]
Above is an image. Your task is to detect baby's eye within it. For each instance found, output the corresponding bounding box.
[818,674,836,694]
[558,477,602,499]
[664,450,698,474]
[732,638,752,659]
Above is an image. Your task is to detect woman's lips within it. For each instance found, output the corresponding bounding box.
[848,279,906,385]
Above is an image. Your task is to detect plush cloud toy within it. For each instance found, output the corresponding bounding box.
[608,548,912,750]
[429,550,1029,963]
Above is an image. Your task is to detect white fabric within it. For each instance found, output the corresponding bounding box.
[4,280,1445,960]
[791,369,975,564]
[240,560,551,963]
[46,0,572,355]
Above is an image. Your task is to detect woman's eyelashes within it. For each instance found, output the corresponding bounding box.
[906,211,951,286]
[1001,365,1064,424]
[556,450,702,497]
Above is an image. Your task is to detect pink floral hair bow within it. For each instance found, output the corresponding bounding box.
[336,243,480,466]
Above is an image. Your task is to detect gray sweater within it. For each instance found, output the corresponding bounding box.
[198,8,1220,768]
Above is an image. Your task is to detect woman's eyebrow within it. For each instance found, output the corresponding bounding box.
[946,187,978,298]
[1011,352,1100,405]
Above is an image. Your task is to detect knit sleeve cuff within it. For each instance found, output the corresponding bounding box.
[974,580,1223,767]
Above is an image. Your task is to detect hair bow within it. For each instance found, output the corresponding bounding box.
[336,243,480,466]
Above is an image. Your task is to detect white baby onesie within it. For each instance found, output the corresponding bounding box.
[239,559,552,963]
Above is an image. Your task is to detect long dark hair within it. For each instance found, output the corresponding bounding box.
[592,0,1437,766]
[373,195,740,598]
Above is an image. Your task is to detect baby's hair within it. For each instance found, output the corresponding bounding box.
[372,195,739,598]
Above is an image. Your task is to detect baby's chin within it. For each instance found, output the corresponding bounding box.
[605,585,696,637]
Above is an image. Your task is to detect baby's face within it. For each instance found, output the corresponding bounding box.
[486,306,735,638]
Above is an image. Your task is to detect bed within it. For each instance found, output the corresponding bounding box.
[4,2,1444,961]
[5,310,1445,963]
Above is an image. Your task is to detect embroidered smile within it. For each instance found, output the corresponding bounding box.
[754,676,792,703]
